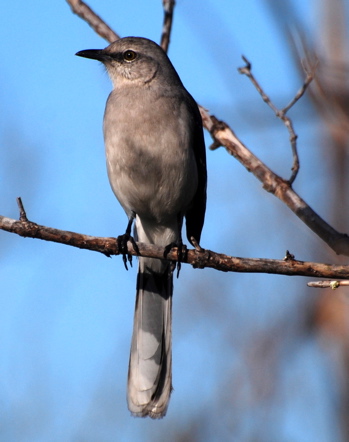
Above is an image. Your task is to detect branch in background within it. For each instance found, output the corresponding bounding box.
[2,209,349,279]
[66,0,119,43]
[282,58,319,114]
[160,0,176,52]
[200,106,349,256]
[307,280,349,289]
[238,56,317,184]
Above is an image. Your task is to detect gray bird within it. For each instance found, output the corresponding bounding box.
[76,37,206,418]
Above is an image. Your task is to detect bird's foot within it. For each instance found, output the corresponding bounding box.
[190,236,208,269]
[117,233,139,270]
[164,241,187,278]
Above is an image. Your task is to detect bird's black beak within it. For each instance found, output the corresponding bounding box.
[75,49,108,62]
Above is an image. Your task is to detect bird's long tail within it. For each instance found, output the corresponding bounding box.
[127,254,173,418]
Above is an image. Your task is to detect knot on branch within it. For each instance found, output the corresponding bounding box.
[209,115,229,150]
[238,55,252,75]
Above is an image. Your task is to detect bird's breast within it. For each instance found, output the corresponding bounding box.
[103,93,198,222]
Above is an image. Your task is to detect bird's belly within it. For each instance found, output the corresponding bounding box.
[106,150,197,223]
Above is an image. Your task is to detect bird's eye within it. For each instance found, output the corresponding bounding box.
[123,50,137,62]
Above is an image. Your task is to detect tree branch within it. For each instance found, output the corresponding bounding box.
[199,106,349,256]
[307,280,349,289]
[66,0,119,43]
[238,56,317,184]
[160,0,175,52]
[2,213,349,279]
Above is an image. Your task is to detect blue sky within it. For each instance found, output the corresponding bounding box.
[0,1,343,441]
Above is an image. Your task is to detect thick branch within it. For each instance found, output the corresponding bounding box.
[2,214,349,279]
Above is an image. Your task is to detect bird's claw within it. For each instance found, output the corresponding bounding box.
[117,234,139,270]
[190,236,208,269]
[164,241,187,278]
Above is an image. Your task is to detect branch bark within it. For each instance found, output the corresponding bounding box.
[2,214,349,279]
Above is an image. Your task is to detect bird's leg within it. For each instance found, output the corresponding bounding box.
[117,214,139,270]
[165,214,186,277]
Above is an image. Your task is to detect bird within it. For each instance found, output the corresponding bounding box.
[76,37,207,418]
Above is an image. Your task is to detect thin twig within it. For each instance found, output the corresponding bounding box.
[282,58,318,113]
[160,0,176,52]
[238,56,317,184]
[238,57,279,114]
[16,197,29,222]
[66,0,119,44]
[307,280,349,289]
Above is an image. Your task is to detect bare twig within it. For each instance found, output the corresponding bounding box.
[160,0,175,52]
[199,106,349,256]
[238,56,317,184]
[16,197,29,222]
[2,212,349,279]
[307,280,349,289]
[282,58,318,113]
[238,57,279,114]
[66,0,119,43]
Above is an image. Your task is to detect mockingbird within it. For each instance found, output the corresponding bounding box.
[76,37,207,418]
